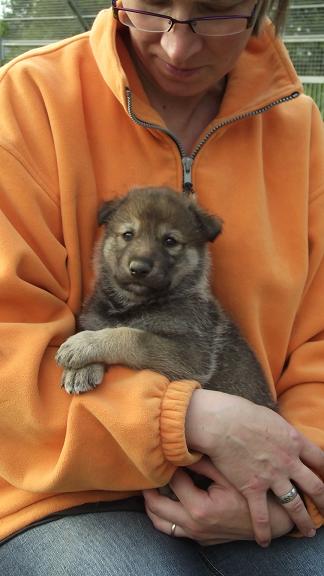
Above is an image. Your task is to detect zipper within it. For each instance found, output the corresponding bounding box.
[126,88,299,195]
[182,156,194,194]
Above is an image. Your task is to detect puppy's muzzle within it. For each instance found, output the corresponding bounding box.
[129,257,154,278]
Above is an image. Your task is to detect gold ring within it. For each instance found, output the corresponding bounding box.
[170,522,177,537]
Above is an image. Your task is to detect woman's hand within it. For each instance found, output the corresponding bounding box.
[143,458,294,545]
[185,390,324,547]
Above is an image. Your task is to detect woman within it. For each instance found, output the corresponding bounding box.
[0,1,323,574]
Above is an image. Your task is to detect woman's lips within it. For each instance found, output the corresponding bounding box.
[160,59,202,78]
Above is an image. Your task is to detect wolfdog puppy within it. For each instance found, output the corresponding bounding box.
[56,186,275,409]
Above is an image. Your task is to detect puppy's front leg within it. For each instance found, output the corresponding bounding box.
[62,363,106,395]
[57,327,160,370]
[56,330,112,369]
[56,327,199,381]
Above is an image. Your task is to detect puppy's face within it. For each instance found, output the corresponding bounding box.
[98,187,222,301]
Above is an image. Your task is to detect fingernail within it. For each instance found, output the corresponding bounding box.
[307,529,316,538]
[259,541,270,548]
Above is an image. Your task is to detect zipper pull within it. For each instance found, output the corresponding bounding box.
[182,156,194,195]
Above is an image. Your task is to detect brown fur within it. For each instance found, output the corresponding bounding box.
[56,187,275,410]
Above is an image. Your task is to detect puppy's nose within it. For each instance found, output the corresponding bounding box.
[129,258,153,277]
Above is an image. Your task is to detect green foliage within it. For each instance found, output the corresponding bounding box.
[0,18,9,38]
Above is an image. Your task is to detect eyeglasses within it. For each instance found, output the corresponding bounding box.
[112,1,258,38]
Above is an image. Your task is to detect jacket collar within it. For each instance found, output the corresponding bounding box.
[90,9,302,123]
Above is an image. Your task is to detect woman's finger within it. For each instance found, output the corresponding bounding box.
[298,441,324,513]
[143,487,208,540]
[299,435,324,477]
[144,486,238,543]
[244,491,271,547]
[187,457,235,489]
[169,466,213,513]
[144,502,188,538]
[144,472,222,542]
[145,503,231,545]
[271,480,316,537]
[268,451,324,536]
[143,488,189,526]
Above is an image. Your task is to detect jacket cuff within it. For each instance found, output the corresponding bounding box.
[161,380,202,467]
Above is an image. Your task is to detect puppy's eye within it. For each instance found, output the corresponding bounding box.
[122,231,134,241]
[163,235,178,248]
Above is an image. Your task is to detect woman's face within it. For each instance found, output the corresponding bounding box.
[121,0,260,98]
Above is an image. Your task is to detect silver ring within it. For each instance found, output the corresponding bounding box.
[277,486,299,504]
[170,523,177,537]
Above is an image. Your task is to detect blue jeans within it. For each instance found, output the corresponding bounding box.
[0,511,323,576]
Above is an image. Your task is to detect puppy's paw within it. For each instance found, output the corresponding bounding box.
[61,363,105,394]
[56,331,99,369]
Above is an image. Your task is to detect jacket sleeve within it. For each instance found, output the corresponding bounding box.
[276,102,324,528]
[0,144,200,499]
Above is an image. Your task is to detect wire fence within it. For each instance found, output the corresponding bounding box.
[0,0,323,114]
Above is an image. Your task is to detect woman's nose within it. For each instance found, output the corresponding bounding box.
[160,23,204,65]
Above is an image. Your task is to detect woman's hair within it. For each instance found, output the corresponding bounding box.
[254,0,290,35]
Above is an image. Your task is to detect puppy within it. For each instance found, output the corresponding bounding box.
[56,186,275,410]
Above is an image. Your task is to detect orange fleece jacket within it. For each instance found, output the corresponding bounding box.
[0,9,323,540]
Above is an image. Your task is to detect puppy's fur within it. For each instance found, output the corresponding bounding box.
[56,187,275,409]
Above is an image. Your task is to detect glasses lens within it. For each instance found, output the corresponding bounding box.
[193,17,248,37]
[119,10,170,32]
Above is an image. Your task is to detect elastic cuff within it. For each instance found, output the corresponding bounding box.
[161,380,201,467]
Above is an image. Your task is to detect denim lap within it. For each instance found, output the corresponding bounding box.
[0,512,209,576]
[0,511,323,576]
[199,527,324,576]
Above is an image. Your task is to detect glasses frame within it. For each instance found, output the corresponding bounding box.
[112,1,259,37]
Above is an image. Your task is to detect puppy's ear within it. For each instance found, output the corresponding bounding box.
[98,198,125,226]
[188,203,223,243]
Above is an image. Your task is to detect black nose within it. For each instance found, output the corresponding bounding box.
[129,258,153,277]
